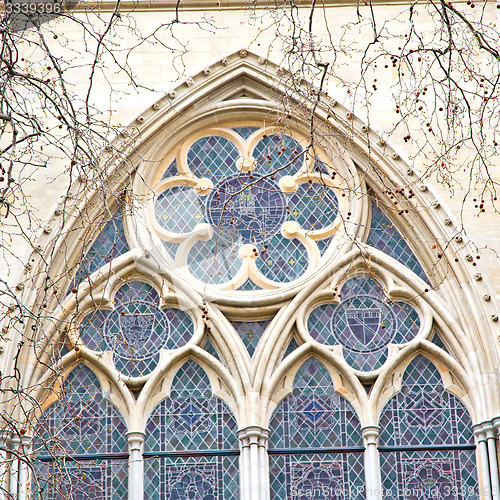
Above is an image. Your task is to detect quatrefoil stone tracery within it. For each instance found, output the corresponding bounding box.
[152,128,342,288]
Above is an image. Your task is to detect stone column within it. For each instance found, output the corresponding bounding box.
[18,435,31,500]
[362,426,382,500]
[475,424,493,500]
[9,435,19,499]
[0,431,10,500]
[238,426,269,500]
[126,431,145,500]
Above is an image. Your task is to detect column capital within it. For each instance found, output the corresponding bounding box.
[238,426,269,447]
[126,431,146,452]
[362,426,380,446]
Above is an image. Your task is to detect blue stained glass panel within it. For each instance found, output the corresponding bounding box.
[187,136,239,182]
[379,355,475,447]
[285,183,338,231]
[307,276,420,371]
[281,337,300,362]
[144,455,239,500]
[237,279,261,291]
[145,360,238,453]
[188,238,241,285]
[231,320,270,357]
[232,127,258,140]
[316,238,332,256]
[380,450,479,500]
[155,186,206,234]
[32,460,128,500]
[252,134,304,179]
[69,212,129,292]
[256,234,309,283]
[270,453,365,500]
[33,364,128,457]
[367,202,429,283]
[80,282,194,377]
[207,174,287,244]
[431,332,450,353]
[269,358,363,500]
[161,158,179,180]
[269,358,363,450]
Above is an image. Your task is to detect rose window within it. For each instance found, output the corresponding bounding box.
[152,128,342,288]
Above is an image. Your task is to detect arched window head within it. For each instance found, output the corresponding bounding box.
[32,364,128,499]
[379,355,478,500]
[144,360,239,499]
[269,357,364,499]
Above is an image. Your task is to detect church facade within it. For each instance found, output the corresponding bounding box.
[1,2,499,499]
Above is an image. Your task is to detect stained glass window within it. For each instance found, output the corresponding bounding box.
[69,212,129,292]
[144,360,239,500]
[379,355,478,499]
[307,276,420,371]
[153,128,340,287]
[231,320,270,356]
[80,281,194,377]
[367,202,429,283]
[269,358,365,499]
[32,364,128,499]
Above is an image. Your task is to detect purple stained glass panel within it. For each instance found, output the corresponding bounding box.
[367,202,429,283]
[307,276,420,371]
[380,450,479,500]
[379,355,475,447]
[231,320,270,356]
[269,357,362,450]
[33,364,128,458]
[80,281,194,377]
[145,360,238,453]
[69,212,129,292]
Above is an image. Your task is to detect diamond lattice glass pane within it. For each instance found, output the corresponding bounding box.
[80,281,194,377]
[431,332,450,353]
[188,238,241,285]
[367,202,429,283]
[232,127,258,140]
[237,279,261,291]
[380,450,479,500]
[155,186,206,233]
[33,364,127,457]
[255,234,309,282]
[281,337,300,362]
[145,360,238,453]
[69,212,129,292]
[316,237,333,256]
[231,320,270,357]
[32,459,128,500]
[188,136,239,182]
[379,355,475,447]
[203,337,221,362]
[270,452,365,500]
[252,134,304,179]
[144,455,239,500]
[307,276,420,371]
[161,158,179,180]
[285,183,338,231]
[269,357,362,450]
